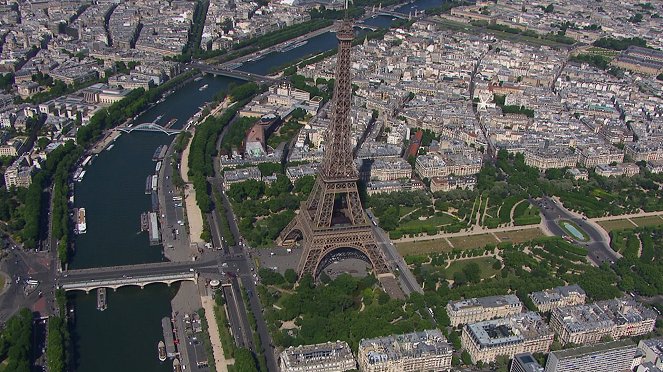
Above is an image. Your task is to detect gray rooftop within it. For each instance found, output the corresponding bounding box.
[549,339,636,360]
[512,353,544,372]
[448,294,522,312]
[465,312,551,348]
[360,329,452,365]
[529,285,585,306]
[281,341,355,368]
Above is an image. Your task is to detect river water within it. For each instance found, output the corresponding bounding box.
[69,75,239,372]
[68,0,448,369]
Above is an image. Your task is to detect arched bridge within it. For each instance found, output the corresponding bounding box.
[191,62,276,84]
[57,257,219,293]
[118,122,182,135]
[376,11,412,20]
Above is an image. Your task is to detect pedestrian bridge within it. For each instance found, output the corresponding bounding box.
[118,123,182,135]
[59,272,197,293]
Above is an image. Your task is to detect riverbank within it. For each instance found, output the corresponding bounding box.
[90,130,122,154]
[201,295,232,372]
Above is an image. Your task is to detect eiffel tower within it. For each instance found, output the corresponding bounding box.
[278,19,393,280]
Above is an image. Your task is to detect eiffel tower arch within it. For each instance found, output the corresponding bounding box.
[278,19,397,287]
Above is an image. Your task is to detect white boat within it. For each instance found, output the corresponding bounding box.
[106,144,114,151]
[75,170,86,182]
[155,115,163,123]
[198,84,208,91]
[158,341,167,362]
[76,208,87,234]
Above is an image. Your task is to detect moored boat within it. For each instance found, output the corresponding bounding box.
[158,341,167,362]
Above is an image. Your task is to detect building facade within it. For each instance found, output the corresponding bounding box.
[543,339,637,372]
[357,329,453,372]
[279,341,357,372]
[461,312,554,364]
[549,298,656,346]
[447,295,523,326]
[529,285,586,313]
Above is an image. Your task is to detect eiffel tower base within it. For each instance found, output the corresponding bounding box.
[279,213,404,298]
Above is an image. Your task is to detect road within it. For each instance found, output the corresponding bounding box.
[537,196,620,265]
[368,215,423,296]
[207,105,278,371]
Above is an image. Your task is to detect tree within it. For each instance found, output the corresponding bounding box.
[233,348,258,372]
[461,350,473,365]
[284,268,298,284]
[463,262,482,283]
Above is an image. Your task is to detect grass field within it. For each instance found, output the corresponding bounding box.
[399,214,456,229]
[495,228,545,244]
[448,233,499,250]
[631,215,663,228]
[396,239,453,256]
[446,257,500,280]
[597,219,637,232]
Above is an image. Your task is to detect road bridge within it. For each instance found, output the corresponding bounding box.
[57,257,222,292]
[192,62,275,84]
[118,122,182,135]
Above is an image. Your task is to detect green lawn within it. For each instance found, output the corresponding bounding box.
[396,239,453,256]
[446,257,500,280]
[400,214,456,229]
[448,233,499,250]
[597,219,637,232]
[495,228,545,244]
[399,206,417,218]
[631,215,663,228]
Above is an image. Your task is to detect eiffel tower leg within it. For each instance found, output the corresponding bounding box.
[277,216,303,246]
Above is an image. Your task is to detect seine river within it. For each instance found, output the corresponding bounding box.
[69,75,239,372]
[68,1,445,369]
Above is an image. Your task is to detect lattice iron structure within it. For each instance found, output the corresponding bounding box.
[278,19,393,279]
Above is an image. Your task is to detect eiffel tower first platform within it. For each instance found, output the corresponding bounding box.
[278,19,400,293]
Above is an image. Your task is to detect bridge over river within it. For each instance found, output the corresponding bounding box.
[191,62,276,84]
[117,122,182,136]
[58,255,243,292]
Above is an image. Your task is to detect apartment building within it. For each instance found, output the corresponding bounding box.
[369,158,412,181]
[279,341,357,372]
[357,329,453,372]
[544,339,637,372]
[415,151,482,179]
[447,295,523,326]
[549,298,656,346]
[222,167,261,188]
[461,312,554,364]
[638,337,663,370]
[510,353,544,372]
[529,285,586,313]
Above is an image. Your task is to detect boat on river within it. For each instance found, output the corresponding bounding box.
[158,341,167,362]
[75,208,87,234]
[172,358,182,372]
[198,84,208,91]
[96,288,107,311]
